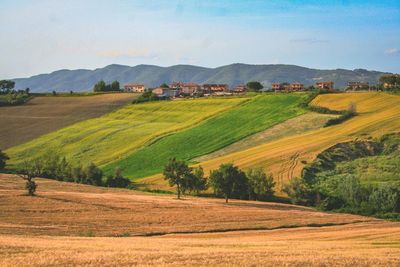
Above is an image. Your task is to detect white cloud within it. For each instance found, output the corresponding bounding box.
[384,48,399,55]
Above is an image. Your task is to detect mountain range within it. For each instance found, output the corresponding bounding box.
[13,63,388,92]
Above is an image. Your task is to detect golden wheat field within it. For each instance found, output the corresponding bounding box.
[0,174,399,266]
[139,92,400,192]
[0,93,136,150]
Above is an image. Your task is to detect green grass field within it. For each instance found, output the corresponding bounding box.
[6,97,247,168]
[103,94,307,179]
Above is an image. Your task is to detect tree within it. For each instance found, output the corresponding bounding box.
[0,80,15,94]
[160,83,169,88]
[105,167,131,188]
[17,160,42,196]
[93,80,106,92]
[247,168,275,200]
[84,162,103,186]
[163,158,192,199]
[246,81,263,92]
[52,90,57,96]
[182,166,208,194]
[110,80,120,91]
[0,150,9,170]
[209,163,248,203]
[282,177,313,205]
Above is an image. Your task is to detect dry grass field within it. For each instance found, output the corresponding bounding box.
[139,92,400,192]
[0,93,136,149]
[0,173,399,266]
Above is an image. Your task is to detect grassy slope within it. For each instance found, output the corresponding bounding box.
[6,97,247,168]
[139,92,400,192]
[321,152,400,186]
[103,94,307,179]
[0,93,136,150]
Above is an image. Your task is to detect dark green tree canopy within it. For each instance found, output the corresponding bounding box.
[0,150,9,170]
[209,163,248,203]
[0,80,15,94]
[160,83,169,88]
[246,81,263,92]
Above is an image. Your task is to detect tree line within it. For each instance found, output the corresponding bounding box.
[163,158,275,202]
[93,80,121,92]
[0,80,31,106]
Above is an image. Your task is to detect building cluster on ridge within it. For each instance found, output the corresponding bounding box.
[123,80,373,97]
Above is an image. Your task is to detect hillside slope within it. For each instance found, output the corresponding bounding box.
[103,94,307,179]
[13,63,386,92]
[140,92,400,192]
[5,97,247,168]
[0,93,136,150]
[1,173,399,266]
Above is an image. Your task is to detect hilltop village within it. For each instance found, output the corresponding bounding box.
[121,74,400,99]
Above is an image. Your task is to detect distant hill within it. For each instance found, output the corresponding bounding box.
[13,63,388,92]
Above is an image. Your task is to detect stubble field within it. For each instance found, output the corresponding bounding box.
[0,173,399,266]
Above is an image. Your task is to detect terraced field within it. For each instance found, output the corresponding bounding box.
[0,93,136,149]
[5,97,247,168]
[103,94,307,178]
[140,92,400,192]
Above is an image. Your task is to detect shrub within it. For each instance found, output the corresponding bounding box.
[247,168,275,201]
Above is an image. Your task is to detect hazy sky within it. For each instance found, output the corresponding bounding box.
[1,0,399,78]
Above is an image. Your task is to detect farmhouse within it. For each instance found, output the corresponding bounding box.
[152,87,181,98]
[232,85,247,93]
[124,84,145,93]
[170,82,201,95]
[289,82,304,91]
[202,84,229,93]
[347,81,369,90]
[316,81,334,90]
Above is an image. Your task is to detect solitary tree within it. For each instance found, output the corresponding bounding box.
[246,81,263,92]
[0,150,9,170]
[163,158,192,199]
[209,163,247,203]
[247,168,275,200]
[18,160,42,196]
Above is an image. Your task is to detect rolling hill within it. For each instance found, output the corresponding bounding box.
[0,93,136,150]
[13,63,387,92]
[1,173,399,266]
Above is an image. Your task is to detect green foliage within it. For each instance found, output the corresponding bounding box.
[93,80,121,92]
[246,81,263,92]
[246,168,275,201]
[0,150,9,170]
[379,74,400,90]
[0,80,15,94]
[84,162,103,186]
[209,163,248,202]
[132,91,160,104]
[159,83,169,88]
[105,167,131,188]
[17,160,42,196]
[282,177,313,205]
[104,94,307,179]
[297,133,400,217]
[0,91,31,106]
[163,158,206,198]
[324,102,357,127]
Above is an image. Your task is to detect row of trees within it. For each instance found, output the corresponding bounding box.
[0,150,130,196]
[163,159,275,202]
[379,74,400,89]
[93,80,121,92]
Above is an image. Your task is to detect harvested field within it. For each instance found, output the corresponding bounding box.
[0,173,399,266]
[0,174,369,237]
[0,94,136,149]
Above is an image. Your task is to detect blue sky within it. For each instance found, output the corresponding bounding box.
[0,0,399,78]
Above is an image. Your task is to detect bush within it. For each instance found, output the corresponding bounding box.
[105,168,131,188]
[132,91,159,104]
[282,177,314,205]
[247,168,275,201]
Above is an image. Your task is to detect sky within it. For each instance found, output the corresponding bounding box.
[0,0,399,78]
